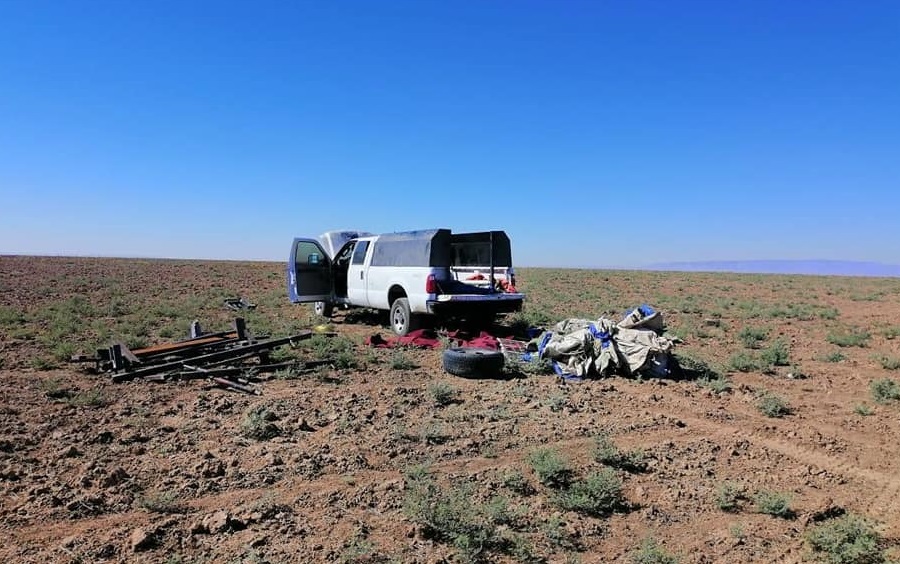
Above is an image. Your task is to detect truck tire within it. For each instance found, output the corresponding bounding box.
[314,301,333,318]
[390,297,418,336]
[442,347,505,378]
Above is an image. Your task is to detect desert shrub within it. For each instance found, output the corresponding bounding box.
[883,326,900,340]
[428,381,458,407]
[390,351,417,370]
[543,515,580,551]
[876,355,900,370]
[303,334,358,368]
[760,340,790,368]
[870,378,900,404]
[738,327,768,349]
[30,356,58,370]
[241,405,281,440]
[674,354,720,380]
[699,374,732,393]
[716,482,743,512]
[0,306,25,326]
[593,433,647,473]
[630,537,679,564]
[555,468,625,516]
[38,378,72,400]
[402,469,522,563]
[544,393,568,412]
[528,448,572,488]
[726,351,759,373]
[805,513,883,564]
[827,328,871,348]
[854,404,874,416]
[754,490,794,518]
[68,389,108,408]
[508,309,553,333]
[820,351,847,363]
[757,392,791,418]
[137,491,183,514]
[500,470,533,496]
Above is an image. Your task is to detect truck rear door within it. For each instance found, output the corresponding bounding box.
[346,238,372,307]
[287,238,333,303]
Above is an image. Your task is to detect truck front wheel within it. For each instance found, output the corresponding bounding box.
[390,298,418,336]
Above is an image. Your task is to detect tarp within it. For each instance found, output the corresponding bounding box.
[535,305,674,378]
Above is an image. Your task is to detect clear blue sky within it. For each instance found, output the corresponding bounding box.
[1,1,898,267]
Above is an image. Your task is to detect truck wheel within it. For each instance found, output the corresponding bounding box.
[314,301,333,318]
[442,347,505,378]
[390,297,418,336]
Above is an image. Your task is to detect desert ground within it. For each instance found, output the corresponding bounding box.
[1,255,899,563]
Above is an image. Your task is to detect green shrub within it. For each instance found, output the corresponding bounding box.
[428,382,458,407]
[543,515,579,551]
[738,327,768,349]
[675,353,722,381]
[805,514,883,564]
[241,405,281,440]
[876,355,900,370]
[726,351,758,373]
[528,448,572,488]
[760,340,790,368]
[853,404,874,416]
[555,469,625,516]
[757,392,791,418]
[38,378,72,400]
[68,389,108,408]
[870,378,900,404]
[882,326,900,340]
[827,328,871,348]
[593,433,647,473]
[630,537,678,564]
[820,351,846,363]
[716,482,743,512]
[137,491,183,513]
[500,470,533,496]
[390,351,417,370]
[754,490,793,518]
[0,306,26,326]
[402,469,521,563]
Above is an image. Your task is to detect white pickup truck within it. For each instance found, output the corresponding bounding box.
[286,229,525,335]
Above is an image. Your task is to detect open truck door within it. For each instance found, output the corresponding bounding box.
[287,238,333,303]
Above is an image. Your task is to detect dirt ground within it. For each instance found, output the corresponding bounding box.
[1,255,899,563]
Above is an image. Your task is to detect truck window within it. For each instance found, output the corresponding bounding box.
[351,240,370,265]
[296,241,325,265]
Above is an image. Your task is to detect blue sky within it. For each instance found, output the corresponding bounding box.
[1,1,898,267]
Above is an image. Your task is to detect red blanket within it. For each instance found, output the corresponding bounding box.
[365,329,499,350]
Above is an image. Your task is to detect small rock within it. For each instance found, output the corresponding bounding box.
[129,528,154,552]
[203,510,230,533]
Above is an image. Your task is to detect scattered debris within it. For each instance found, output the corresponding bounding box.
[224,297,257,311]
[70,318,334,394]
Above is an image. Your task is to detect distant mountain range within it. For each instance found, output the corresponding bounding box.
[646,260,900,277]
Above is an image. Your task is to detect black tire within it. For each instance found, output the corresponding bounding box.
[314,301,334,318]
[390,297,418,336]
[442,347,505,378]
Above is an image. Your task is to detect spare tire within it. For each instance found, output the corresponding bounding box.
[442,347,505,378]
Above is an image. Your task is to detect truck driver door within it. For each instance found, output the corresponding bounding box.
[287,238,332,303]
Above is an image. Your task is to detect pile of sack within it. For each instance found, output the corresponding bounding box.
[527,305,675,379]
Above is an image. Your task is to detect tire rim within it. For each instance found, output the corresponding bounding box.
[392,307,406,333]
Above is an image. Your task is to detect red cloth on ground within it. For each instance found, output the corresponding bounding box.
[364,329,499,350]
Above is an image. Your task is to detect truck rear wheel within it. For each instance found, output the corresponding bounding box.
[314,301,334,318]
[390,297,418,336]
